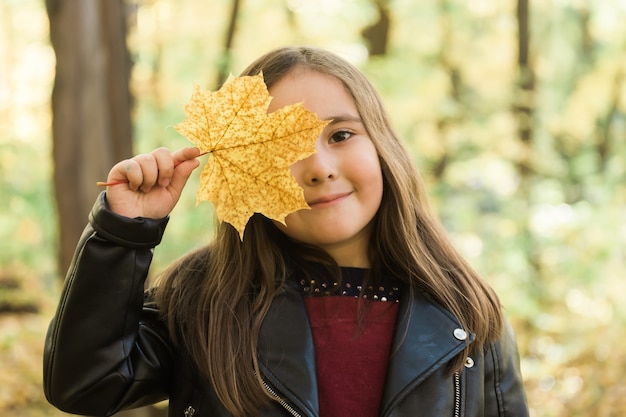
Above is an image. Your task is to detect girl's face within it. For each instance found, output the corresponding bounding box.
[268,68,383,267]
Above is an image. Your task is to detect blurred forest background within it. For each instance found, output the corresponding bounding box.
[1,0,625,416]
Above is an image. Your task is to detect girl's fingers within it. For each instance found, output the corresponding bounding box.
[133,153,159,192]
[106,147,201,192]
[151,147,176,188]
[169,147,201,186]
[172,146,202,165]
[110,158,142,190]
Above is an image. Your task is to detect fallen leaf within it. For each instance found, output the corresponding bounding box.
[175,73,328,239]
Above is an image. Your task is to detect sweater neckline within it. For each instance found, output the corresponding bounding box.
[296,266,400,302]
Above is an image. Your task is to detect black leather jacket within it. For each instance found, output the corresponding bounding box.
[44,193,529,417]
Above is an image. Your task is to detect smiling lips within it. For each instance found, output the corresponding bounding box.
[307,192,352,207]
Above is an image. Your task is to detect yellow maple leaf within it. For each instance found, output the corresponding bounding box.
[175,73,328,239]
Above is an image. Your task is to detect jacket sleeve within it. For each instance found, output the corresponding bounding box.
[483,318,529,417]
[43,192,176,416]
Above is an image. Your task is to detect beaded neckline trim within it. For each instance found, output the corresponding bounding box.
[297,268,400,303]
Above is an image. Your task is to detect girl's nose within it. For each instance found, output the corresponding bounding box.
[292,146,337,186]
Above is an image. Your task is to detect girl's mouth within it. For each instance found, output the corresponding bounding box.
[307,192,352,207]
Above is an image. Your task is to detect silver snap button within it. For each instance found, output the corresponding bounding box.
[453,328,467,341]
[465,357,475,368]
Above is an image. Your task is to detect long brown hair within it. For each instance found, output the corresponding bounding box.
[156,46,502,416]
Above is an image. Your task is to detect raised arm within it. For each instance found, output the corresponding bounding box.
[43,147,200,416]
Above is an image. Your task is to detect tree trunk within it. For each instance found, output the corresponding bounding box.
[215,0,242,88]
[513,0,543,300]
[46,0,134,274]
[514,0,534,176]
[431,0,465,180]
[361,0,390,56]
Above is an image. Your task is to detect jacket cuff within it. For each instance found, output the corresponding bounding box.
[88,191,169,248]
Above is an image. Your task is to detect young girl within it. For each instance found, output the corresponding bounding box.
[43,46,528,417]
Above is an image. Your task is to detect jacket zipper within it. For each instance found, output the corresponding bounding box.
[262,372,462,417]
[262,379,303,417]
[453,371,461,417]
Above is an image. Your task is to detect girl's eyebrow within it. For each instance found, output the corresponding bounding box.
[326,115,362,125]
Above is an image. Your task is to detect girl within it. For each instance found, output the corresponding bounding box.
[43,46,528,417]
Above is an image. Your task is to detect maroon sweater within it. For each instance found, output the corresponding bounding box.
[299,268,400,417]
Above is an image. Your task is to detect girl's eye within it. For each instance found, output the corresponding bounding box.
[329,130,352,143]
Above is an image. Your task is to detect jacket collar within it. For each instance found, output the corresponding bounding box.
[257,282,474,417]
[380,288,474,414]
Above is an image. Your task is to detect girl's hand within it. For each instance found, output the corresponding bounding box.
[104,147,201,219]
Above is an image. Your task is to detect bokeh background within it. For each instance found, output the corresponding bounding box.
[1,0,625,416]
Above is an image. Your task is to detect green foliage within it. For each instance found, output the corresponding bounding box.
[1,1,625,416]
